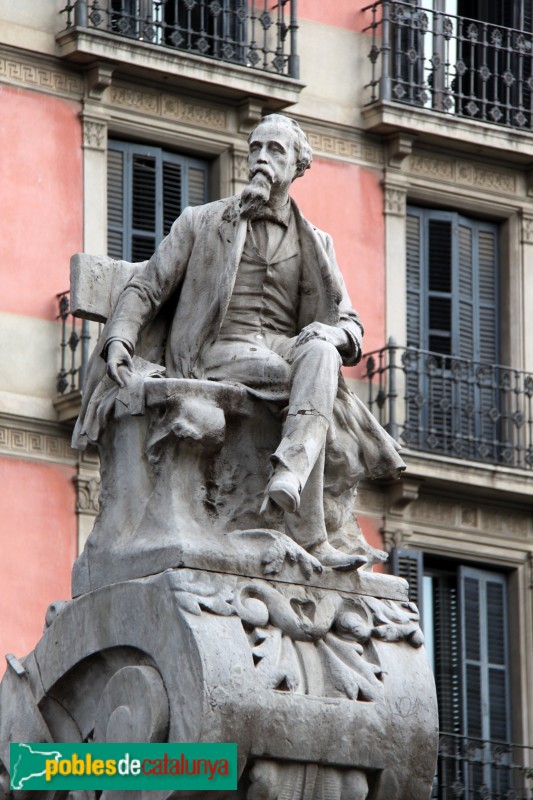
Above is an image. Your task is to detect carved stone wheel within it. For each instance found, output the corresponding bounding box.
[93,666,169,744]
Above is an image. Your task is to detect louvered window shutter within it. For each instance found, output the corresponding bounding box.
[390,548,423,612]
[406,207,499,457]
[107,141,208,261]
[406,210,422,350]
[107,147,125,259]
[459,567,510,743]
[524,0,533,32]
[405,211,424,449]
[432,574,461,735]
[407,208,498,361]
[459,567,511,794]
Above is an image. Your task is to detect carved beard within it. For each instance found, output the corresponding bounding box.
[239,169,273,218]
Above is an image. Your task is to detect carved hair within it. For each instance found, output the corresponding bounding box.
[249,114,313,179]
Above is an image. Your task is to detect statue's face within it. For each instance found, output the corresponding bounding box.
[247,120,298,196]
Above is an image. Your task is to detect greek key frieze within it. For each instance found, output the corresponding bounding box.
[0,56,83,97]
[306,131,384,167]
[0,424,75,464]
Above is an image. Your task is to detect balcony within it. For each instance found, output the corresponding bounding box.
[54,291,94,423]
[363,341,533,486]
[433,732,533,799]
[362,0,533,161]
[56,0,302,110]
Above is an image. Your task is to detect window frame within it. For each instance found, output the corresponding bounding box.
[107,139,210,261]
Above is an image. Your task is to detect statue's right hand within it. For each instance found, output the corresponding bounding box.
[106,340,134,388]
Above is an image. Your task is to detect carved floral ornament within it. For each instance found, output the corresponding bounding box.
[75,476,100,514]
[167,569,423,703]
[82,118,106,151]
[522,214,533,244]
[384,186,407,216]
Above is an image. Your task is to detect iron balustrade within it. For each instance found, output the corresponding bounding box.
[56,291,92,396]
[59,0,299,78]
[363,340,533,469]
[364,0,533,130]
[433,732,533,799]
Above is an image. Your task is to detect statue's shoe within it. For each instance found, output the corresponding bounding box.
[262,469,301,514]
[309,541,368,571]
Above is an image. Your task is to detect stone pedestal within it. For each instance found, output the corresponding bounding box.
[1,565,437,800]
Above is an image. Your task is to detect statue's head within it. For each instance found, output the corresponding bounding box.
[247,114,313,183]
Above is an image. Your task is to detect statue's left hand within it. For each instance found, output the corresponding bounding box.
[295,322,350,351]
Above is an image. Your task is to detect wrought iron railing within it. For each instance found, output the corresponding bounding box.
[60,0,299,78]
[56,291,92,396]
[433,732,533,799]
[363,340,533,469]
[364,0,533,130]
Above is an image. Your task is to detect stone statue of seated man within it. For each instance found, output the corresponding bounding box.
[72,113,404,584]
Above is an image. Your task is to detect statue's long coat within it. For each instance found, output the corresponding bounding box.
[105,196,363,376]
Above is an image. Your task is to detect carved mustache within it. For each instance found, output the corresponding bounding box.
[250,166,274,183]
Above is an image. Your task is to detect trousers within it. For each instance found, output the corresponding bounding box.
[201,331,343,548]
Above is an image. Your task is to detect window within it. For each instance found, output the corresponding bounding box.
[392,550,514,797]
[404,207,500,459]
[107,141,209,261]
[386,0,533,127]
[109,0,247,64]
[406,207,499,362]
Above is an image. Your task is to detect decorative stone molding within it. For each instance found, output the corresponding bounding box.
[0,54,83,98]
[355,484,386,516]
[0,422,75,465]
[238,98,264,133]
[382,527,411,552]
[85,63,113,100]
[406,152,517,195]
[521,214,533,244]
[406,493,532,539]
[456,162,516,193]
[233,153,249,186]
[305,131,384,168]
[460,505,479,528]
[480,507,530,538]
[387,133,416,168]
[410,496,458,527]
[82,117,107,151]
[383,185,407,217]
[388,478,422,513]
[407,154,453,181]
[108,86,228,130]
[75,476,100,515]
